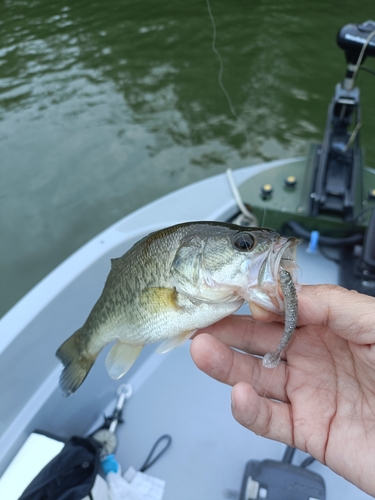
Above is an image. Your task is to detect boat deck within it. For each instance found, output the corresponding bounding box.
[1,160,372,499]
[97,337,372,500]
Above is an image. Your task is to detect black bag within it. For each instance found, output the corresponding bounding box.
[19,435,102,500]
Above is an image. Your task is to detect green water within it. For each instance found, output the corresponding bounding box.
[1,0,375,317]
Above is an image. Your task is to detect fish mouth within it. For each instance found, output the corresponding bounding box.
[275,237,298,278]
[257,236,299,311]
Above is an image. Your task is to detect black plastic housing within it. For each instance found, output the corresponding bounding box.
[337,20,375,64]
[239,459,326,500]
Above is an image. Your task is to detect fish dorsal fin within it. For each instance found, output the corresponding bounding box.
[110,257,122,270]
[105,342,143,379]
[155,329,196,354]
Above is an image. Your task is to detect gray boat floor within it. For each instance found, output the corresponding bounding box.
[2,240,371,499]
[99,340,371,500]
[85,246,372,500]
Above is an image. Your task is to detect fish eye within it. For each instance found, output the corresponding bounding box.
[233,232,254,251]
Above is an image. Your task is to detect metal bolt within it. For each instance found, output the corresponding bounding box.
[260,183,273,199]
[284,175,297,188]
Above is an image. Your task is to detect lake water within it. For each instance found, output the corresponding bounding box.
[1,0,375,317]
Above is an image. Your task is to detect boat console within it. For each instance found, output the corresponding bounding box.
[238,20,375,297]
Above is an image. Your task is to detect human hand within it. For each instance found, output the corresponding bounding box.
[190,284,375,496]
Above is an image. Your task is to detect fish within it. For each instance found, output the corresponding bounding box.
[56,221,298,396]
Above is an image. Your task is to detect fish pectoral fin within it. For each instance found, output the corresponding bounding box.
[105,342,144,379]
[155,329,196,354]
[140,287,180,312]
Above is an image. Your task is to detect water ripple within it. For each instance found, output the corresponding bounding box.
[1,0,375,316]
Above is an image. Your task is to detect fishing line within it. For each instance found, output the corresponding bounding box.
[206,0,251,156]
[261,207,267,227]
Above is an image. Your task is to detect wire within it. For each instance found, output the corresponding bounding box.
[350,204,375,227]
[282,446,296,464]
[286,220,363,247]
[226,168,258,225]
[360,66,375,77]
[318,245,340,264]
[316,205,375,239]
[282,446,315,468]
[300,456,315,468]
[352,29,375,83]
[139,434,172,472]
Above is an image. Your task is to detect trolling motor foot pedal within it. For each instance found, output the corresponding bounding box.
[239,459,326,500]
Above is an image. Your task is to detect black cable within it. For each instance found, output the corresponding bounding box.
[306,205,374,239]
[350,205,375,228]
[300,456,315,468]
[286,206,374,242]
[318,245,340,264]
[282,446,315,468]
[287,220,363,247]
[139,434,172,472]
[360,66,375,77]
[282,446,296,464]
[316,206,374,261]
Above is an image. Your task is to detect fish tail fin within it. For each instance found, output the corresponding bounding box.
[56,328,97,397]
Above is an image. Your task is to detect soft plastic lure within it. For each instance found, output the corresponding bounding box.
[262,268,298,368]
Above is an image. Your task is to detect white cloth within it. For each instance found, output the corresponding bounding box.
[123,466,165,500]
[105,467,166,500]
[107,471,143,500]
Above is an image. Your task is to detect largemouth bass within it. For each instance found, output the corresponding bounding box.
[56,221,298,395]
